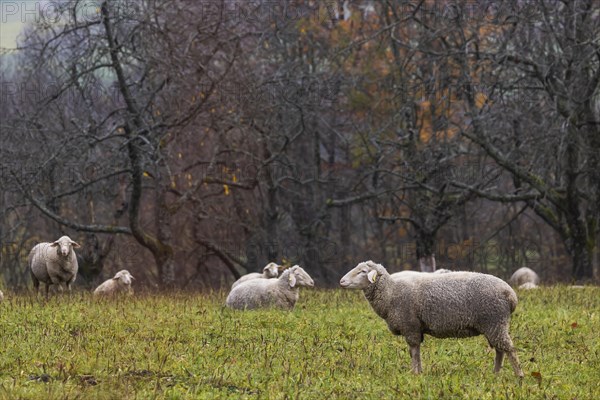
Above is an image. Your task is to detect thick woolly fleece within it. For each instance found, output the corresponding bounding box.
[509,267,540,287]
[231,262,280,289]
[94,270,134,297]
[28,236,80,295]
[342,261,523,376]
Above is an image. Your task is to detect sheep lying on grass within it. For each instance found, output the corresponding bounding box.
[226,265,314,310]
[518,282,539,290]
[94,270,134,297]
[28,236,80,297]
[340,260,523,377]
[391,268,453,281]
[231,262,280,289]
[509,267,539,288]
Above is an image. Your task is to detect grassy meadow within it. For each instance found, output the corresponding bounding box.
[0,286,598,399]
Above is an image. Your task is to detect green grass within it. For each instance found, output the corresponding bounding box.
[0,286,598,399]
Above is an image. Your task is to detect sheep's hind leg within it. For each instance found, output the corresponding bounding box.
[489,330,524,378]
[408,343,422,374]
[494,349,504,373]
[506,348,523,378]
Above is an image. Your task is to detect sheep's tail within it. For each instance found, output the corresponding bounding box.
[506,287,518,313]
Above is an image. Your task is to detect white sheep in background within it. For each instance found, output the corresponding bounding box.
[340,260,523,377]
[93,270,134,297]
[28,236,80,297]
[391,268,453,281]
[226,265,314,310]
[390,270,424,280]
[518,282,539,290]
[231,262,280,289]
[509,267,540,288]
[0,290,4,302]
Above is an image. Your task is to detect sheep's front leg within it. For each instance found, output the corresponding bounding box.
[408,343,422,374]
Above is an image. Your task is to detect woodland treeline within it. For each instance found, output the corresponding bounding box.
[1,0,598,288]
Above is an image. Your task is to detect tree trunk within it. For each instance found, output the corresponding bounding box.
[155,184,175,286]
[416,233,436,272]
[566,235,594,282]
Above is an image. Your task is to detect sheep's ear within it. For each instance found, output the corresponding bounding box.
[367,270,378,283]
[289,273,297,288]
[50,241,59,247]
[70,241,81,248]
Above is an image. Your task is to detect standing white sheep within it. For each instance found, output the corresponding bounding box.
[231,262,280,289]
[509,267,540,288]
[28,236,80,297]
[340,261,523,377]
[93,270,135,297]
[226,265,314,310]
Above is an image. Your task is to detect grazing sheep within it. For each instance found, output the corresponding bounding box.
[518,282,538,290]
[340,260,523,377]
[94,270,134,297]
[509,267,540,287]
[28,236,80,297]
[226,265,314,310]
[231,262,280,289]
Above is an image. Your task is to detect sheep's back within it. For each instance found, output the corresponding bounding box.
[226,279,274,309]
[226,278,294,310]
[94,279,116,295]
[414,273,516,337]
[28,243,53,282]
[509,267,539,286]
[231,272,263,288]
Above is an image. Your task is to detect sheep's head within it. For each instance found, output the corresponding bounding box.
[340,261,383,289]
[50,236,80,257]
[263,262,280,278]
[287,265,314,288]
[113,270,134,286]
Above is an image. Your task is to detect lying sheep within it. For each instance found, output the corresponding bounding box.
[509,267,540,287]
[94,270,134,297]
[391,268,453,281]
[226,265,314,310]
[231,262,280,289]
[340,260,523,377]
[390,270,424,280]
[28,236,80,297]
[518,282,538,290]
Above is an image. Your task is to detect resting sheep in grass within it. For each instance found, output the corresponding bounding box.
[391,268,453,281]
[231,262,280,289]
[509,267,540,288]
[226,265,314,310]
[94,270,134,297]
[28,236,80,297]
[340,260,523,377]
[518,282,539,290]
